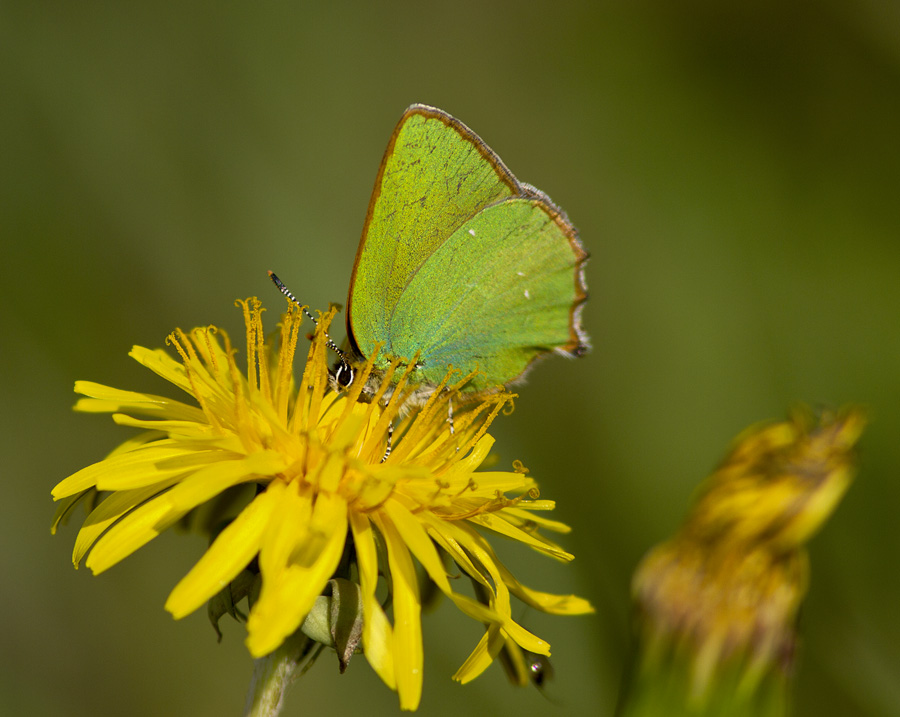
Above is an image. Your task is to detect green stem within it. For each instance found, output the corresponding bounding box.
[243,633,318,717]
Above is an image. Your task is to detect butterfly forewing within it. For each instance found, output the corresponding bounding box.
[348,106,519,360]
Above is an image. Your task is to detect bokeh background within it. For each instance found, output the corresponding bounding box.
[3,2,899,715]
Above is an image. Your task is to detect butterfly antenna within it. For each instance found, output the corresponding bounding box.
[267,270,348,361]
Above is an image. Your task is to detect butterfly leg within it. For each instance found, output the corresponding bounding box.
[380,422,394,463]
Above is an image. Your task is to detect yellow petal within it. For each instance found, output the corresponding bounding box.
[502,505,572,534]
[434,518,511,613]
[445,592,502,624]
[460,470,535,495]
[85,492,178,574]
[110,414,211,437]
[257,480,312,579]
[423,515,490,591]
[384,500,452,594]
[497,559,594,615]
[128,346,192,393]
[452,626,505,684]
[50,492,88,536]
[373,512,423,711]
[438,434,494,481]
[52,442,224,498]
[349,510,396,689]
[499,619,550,656]
[164,450,285,512]
[73,478,181,566]
[74,381,206,421]
[246,492,348,658]
[468,512,574,561]
[165,485,282,619]
[85,455,275,574]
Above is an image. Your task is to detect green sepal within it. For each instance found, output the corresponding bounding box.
[299,578,364,673]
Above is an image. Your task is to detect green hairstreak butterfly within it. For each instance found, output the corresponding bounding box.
[274,104,589,404]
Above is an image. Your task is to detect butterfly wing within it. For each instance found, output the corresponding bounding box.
[348,104,588,390]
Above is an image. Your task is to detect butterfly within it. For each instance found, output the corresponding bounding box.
[273,103,589,408]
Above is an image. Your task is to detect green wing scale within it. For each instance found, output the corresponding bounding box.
[347,104,589,394]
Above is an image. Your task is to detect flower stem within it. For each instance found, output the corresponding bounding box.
[243,632,318,717]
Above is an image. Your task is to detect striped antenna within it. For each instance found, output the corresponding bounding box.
[267,270,348,361]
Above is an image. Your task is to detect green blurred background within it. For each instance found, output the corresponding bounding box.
[3,2,899,715]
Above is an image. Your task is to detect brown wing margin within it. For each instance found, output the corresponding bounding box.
[519,184,591,360]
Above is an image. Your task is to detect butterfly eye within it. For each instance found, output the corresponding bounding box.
[334,361,355,389]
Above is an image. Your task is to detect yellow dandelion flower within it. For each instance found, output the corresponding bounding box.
[52,298,592,711]
[621,407,865,717]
